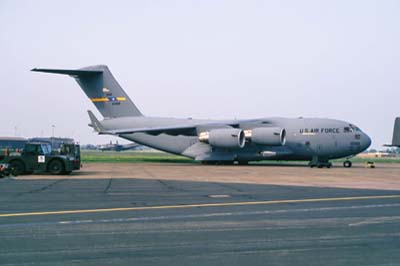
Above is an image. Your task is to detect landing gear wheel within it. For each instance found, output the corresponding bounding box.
[221,161,234,165]
[343,160,352,168]
[202,161,217,165]
[10,161,25,176]
[309,159,332,168]
[48,160,64,175]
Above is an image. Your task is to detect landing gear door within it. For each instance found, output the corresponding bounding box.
[302,120,319,154]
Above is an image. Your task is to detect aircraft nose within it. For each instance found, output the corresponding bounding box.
[362,133,372,151]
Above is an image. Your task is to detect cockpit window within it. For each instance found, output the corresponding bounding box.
[345,124,361,133]
[344,127,352,133]
[347,124,362,133]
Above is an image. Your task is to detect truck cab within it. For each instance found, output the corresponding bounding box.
[59,143,81,170]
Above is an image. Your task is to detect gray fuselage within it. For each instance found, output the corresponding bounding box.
[100,116,371,162]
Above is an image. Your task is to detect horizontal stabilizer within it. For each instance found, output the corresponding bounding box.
[31,68,102,76]
[87,110,105,133]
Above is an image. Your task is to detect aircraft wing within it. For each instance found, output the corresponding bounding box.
[87,110,197,135]
[88,110,242,136]
[104,125,199,136]
[104,121,245,136]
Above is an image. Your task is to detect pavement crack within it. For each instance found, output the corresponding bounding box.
[157,179,187,192]
[157,179,175,191]
[18,179,66,196]
[104,178,113,194]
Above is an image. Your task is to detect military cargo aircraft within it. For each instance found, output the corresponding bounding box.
[32,65,373,168]
[98,141,141,152]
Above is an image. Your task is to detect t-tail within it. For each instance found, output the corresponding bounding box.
[31,65,142,119]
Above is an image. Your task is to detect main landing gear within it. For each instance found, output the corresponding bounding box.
[343,160,352,168]
[309,161,332,168]
[308,156,332,168]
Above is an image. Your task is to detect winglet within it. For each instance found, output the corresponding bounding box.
[87,110,106,134]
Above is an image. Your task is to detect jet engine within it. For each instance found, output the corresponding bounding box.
[244,127,286,146]
[199,128,246,149]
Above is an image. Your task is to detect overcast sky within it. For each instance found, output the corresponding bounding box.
[0,0,399,148]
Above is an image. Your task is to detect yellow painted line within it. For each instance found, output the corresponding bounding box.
[1,194,399,218]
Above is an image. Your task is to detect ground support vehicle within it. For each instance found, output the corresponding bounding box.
[0,142,79,175]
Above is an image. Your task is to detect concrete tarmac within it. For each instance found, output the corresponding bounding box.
[20,162,400,190]
[1,163,400,265]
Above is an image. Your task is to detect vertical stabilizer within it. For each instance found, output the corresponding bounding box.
[391,117,400,147]
[32,65,142,118]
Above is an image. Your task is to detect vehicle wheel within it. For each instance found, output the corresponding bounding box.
[343,161,352,168]
[48,160,64,175]
[327,163,332,168]
[10,160,25,176]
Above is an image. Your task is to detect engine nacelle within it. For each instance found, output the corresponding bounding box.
[244,127,286,146]
[199,128,245,149]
